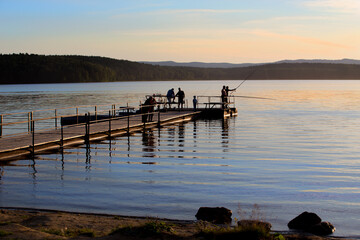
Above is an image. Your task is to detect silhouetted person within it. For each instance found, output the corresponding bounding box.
[142,96,152,123]
[225,86,236,102]
[175,88,185,110]
[221,85,227,109]
[148,96,156,121]
[193,96,198,111]
[166,88,175,108]
[223,86,236,109]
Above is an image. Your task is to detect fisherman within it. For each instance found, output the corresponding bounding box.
[193,96,198,111]
[175,88,185,110]
[166,88,175,108]
[225,86,236,103]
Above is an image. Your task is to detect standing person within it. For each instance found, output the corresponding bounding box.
[225,86,236,103]
[141,97,151,123]
[166,88,175,108]
[175,88,185,110]
[221,85,227,109]
[148,96,157,121]
[193,96,198,111]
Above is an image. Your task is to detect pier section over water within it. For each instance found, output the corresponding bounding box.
[0,96,236,161]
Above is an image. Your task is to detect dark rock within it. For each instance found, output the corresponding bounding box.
[288,212,322,230]
[237,220,272,232]
[195,207,232,224]
[309,221,336,235]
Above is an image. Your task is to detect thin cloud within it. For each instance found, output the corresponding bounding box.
[246,15,333,25]
[112,8,253,18]
[252,29,352,49]
[303,0,360,14]
[159,9,253,14]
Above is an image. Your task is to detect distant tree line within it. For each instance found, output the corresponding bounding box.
[1,54,360,84]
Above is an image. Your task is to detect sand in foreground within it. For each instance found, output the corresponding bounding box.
[0,208,348,240]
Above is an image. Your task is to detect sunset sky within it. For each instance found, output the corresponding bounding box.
[1,0,359,63]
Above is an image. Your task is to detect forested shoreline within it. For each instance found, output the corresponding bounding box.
[1,54,360,84]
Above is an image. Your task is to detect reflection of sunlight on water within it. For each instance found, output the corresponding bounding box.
[267,90,360,110]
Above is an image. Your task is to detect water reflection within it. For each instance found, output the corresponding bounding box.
[192,121,197,155]
[60,150,65,181]
[29,159,37,183]
[0,166,3,182]
[178,124,185,157]
[85,143,91,174]
[142,130,156,158]
[222,118,229,152]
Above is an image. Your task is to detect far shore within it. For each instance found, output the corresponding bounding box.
[0,207,350,240]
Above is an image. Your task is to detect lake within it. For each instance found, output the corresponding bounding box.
[1,80,360,237]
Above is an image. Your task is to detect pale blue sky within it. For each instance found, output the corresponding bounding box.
[1,0,359,62]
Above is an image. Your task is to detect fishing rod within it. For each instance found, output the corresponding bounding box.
[234,68,257,90]
[230,69,276,101]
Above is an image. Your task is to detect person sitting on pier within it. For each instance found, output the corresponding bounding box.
[166,88,175,108]
[175,88,185,110]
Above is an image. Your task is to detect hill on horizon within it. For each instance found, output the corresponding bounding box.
[1,54,360,84]
[140,59,360,68]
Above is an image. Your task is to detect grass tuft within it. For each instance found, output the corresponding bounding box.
[0,230,12,237]
[42,228,95,238]
[110,220,174,237]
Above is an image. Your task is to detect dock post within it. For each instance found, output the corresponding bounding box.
[28,112,31,133]
[95,106,97,121]
[157,105,161,128]
[0,114,2,137]
[31,120,35,156]
[30,112,33,132]
[55,109,58,129]
[85,113,89,144]
[76,107,79,124]
[108,110,111,138]
[127,103,130,135]
[87,112,91,142]
[60,117,64,149]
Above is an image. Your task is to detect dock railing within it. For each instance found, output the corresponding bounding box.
[196,95,235,109]
[0,100,197,151]
[0,95,232,138]
[0,102,139,137]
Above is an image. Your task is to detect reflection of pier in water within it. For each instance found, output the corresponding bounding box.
[2,118,234,190]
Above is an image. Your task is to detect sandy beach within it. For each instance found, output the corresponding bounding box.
[0,208,351,240]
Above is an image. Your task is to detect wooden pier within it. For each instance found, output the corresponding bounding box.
[0,96,237,162]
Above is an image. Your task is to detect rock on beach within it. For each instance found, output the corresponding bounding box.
[195,207,232,224]
[288,212,335,236]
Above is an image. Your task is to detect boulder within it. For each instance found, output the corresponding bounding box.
[237,220,272,232]
[288,212,322,230]
[195,207,232,224]
[309,221,336,236]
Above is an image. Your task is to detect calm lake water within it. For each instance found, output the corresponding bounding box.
[1,80,360,237]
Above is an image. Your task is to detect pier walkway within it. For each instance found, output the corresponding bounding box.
[0,109,200,161]
[0,96,237,161]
